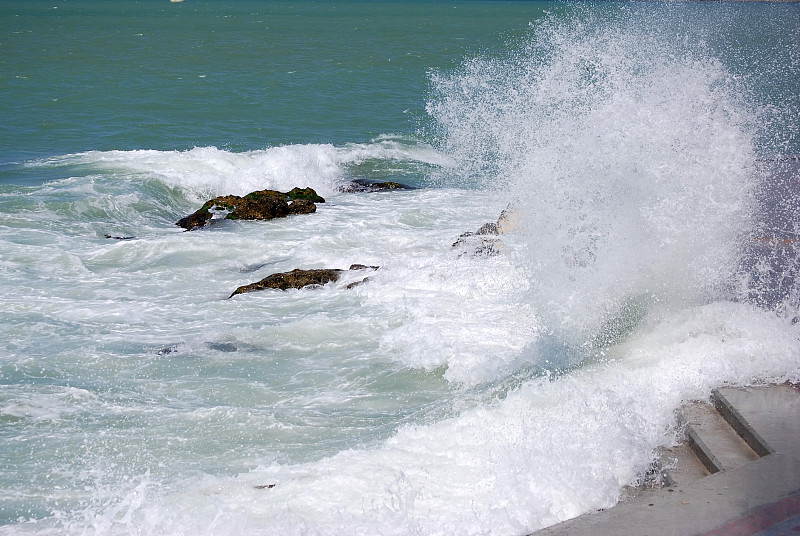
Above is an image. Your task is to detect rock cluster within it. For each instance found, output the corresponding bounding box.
[169,180,517,299]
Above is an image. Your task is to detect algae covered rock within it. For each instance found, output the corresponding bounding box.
[287,199,317,215]
[340,179,415,193]
[231,268,341,296]
[176,209,214,230]
[285,187,326,203]
[176,187,325,230]
[229,264,378,298]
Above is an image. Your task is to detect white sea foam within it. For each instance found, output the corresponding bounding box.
[38,305,797,536]
[28,137,448,203]
[0,386,98,423]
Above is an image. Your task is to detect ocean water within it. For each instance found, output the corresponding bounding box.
[1,1,799,535]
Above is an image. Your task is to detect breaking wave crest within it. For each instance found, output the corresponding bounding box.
[428,6,796,364]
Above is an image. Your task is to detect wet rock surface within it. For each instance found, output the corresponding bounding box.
[452,234,502,257]
[452,211,512,258]
[451,208,523,258]
[229,264,379,298]
[176,187,325,230]
[340,178,416,193]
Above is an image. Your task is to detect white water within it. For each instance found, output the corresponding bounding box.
[2,7,799,536]
[114,304,796,536]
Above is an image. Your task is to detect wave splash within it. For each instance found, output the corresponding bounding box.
[26,136,448,202]
[428,7,786,362]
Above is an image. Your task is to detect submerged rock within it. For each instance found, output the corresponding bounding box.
[229,264,378,298]
[176,187,325,230]
[155,341,246,355]
[348,264,379,271]
[156,344,179,356]
[206,342,238,352]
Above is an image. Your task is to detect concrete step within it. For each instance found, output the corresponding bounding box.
[680,400,760,475]
[652,392,765,487]
[655,441,710,486]
[714,385,800,455]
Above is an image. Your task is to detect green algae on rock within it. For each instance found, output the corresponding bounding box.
[340,179,416,193]
[229,265,379,298]
[285,187,326,203]
[176,187,325,230]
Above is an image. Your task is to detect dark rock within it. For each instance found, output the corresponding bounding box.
[340,179,415,193]
[229,265,379,298]
[348,264,380,271]
[176,187,324,230]
[156,344,179,356]
[176,209,213,230]
[224,190,290,220]
[345,277,372,289]
[288,199,317,215]
[229,268,342,297]
[344,265,379,288]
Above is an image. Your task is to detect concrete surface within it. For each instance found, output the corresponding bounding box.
[532,384,800,536]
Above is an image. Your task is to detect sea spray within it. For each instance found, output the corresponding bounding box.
[740,156,800,319]
[428,7,764,362]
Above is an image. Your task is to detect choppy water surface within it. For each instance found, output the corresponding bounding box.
[1,2,799,535]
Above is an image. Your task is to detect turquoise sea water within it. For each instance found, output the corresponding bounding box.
[1,1,799,534]
[1,1,551,162]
